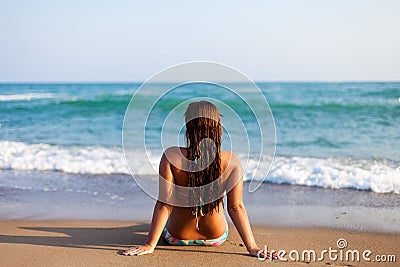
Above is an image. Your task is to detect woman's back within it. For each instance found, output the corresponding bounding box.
[164,146,235,240]
[123,100,275,259]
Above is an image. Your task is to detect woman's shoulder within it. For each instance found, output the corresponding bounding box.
[220,150,242,170]
[161,146,187,168]
[163,146,187,157]
[221,150,239,161]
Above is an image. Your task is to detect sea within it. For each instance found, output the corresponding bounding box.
[1,82,400,225]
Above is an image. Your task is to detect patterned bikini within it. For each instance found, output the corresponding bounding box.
[163,222,228,246]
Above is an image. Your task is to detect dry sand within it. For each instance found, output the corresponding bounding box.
[0,220,398,266]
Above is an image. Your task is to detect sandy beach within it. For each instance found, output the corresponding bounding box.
[1,172,399,266]
[0,220,398,266]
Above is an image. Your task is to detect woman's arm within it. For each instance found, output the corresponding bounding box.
[123,153,173,256]
[226,154,276,259]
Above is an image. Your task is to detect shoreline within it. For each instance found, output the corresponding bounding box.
[0,220,398,266]
[1,171,399,233]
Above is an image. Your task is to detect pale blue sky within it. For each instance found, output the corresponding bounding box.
[0,0,399,82]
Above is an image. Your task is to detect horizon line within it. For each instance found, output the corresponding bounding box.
[1,79,400,84]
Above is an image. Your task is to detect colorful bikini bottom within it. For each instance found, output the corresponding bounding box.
[163,223,228,247]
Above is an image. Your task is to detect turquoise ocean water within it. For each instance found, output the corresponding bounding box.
[1,82,399,195]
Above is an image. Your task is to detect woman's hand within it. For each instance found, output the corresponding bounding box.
[122,243,155,256]
[248,247,279,260]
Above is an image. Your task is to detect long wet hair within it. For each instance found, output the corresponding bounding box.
[185,101,223,215]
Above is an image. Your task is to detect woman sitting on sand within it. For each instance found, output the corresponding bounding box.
[123,101,276,259]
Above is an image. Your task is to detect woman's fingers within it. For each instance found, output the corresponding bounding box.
[123,246,141,255]
[124,250,140,256]
[122,245,154,256]
[254,248,279,260]
[263,250,278,260]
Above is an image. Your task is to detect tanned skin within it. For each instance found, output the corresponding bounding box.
[123,147,277,259]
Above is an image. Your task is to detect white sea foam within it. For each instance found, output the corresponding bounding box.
[244,155,400,194]
[0,141,399,194]
[0,93,56,101]
[0,141,133,175]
